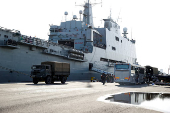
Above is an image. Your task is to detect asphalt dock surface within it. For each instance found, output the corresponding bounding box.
[0,81,169,113]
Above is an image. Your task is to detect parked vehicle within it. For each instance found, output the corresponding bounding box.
[31,61,70,84]
[145,66,170,85]
[114,63,146,85]
[145,65,158,83]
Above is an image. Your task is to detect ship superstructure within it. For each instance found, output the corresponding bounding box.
[0,0,137,82]
[49,0,136,64]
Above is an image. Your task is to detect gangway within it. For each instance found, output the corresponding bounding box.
[0,65,30,76]
[91,67,113,75]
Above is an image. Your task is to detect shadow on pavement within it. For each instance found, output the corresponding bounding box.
[25,83,68,86]
[86,83,94,88]
[164,87,170,88]
[115,83,149,88]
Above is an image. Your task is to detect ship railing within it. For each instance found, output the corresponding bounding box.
[48,41,74,49]
[43,48,87,62]
[49,42,74,49]
[42,49,67,57]
[19,37,48,48]
[47,41,60,47]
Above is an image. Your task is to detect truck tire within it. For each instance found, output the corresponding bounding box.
[61,77,67,84]
[45,76,52,84]
[51,79,54,84]
[33,78,38,84]
[111,77,114,83]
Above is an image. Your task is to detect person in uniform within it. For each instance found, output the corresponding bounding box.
[101,73,107,85]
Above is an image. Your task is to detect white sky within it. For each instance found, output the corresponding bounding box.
[1,0,170,73]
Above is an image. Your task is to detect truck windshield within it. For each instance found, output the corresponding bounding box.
[115,64,129,69]
[32,66,45,69]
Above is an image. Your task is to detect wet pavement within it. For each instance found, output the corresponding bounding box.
[104,92,170,112]
[0,81,170,113]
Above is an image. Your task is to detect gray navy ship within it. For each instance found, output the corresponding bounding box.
[0,0,137,82]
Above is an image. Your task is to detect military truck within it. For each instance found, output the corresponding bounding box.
[145,65,170,85]
[145,65,158,82]
[31,61,70,84]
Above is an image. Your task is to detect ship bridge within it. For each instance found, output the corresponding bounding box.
[103,19,120,31]
[48,0,104,53]
[49,21,103,52]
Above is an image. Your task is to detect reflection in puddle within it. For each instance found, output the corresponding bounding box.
[104,92,170,112]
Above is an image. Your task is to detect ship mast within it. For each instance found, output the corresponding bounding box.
[88,0,90,25]
[77,0,101,28]
[83,0,94,28]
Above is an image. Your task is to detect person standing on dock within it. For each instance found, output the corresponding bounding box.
[101,73,107,85]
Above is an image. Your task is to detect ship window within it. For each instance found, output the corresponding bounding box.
[93,31,101,46]
[115,36,119,41]
[55,28,58,32]
[104,22,109,28]
[4,35,8,38]
[121,40,122,43]
[112,47,116,50]
[50,28,54,32]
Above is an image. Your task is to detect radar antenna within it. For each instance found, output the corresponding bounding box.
[64,11,68,21]
[122,27,128,38]
[110,8,112,19]
[75,0,102,7]
[131,27,132,40]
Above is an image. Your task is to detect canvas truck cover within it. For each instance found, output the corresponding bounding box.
[152,67,158,75]
[41,61,70,74]
[145,65,158,75]
[62,63,70,73]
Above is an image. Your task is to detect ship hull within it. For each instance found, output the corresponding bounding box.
[0,44,115,83]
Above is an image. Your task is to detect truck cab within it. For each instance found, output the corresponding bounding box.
[31,65,51,79]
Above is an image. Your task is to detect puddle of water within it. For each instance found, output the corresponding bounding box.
[103,92,170,112]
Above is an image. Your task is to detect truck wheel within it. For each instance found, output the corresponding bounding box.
[51,80,54,84]
[111,78,114,83]
[33,78,38,84]
[61,77,66,84]
[45,76,52,84]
